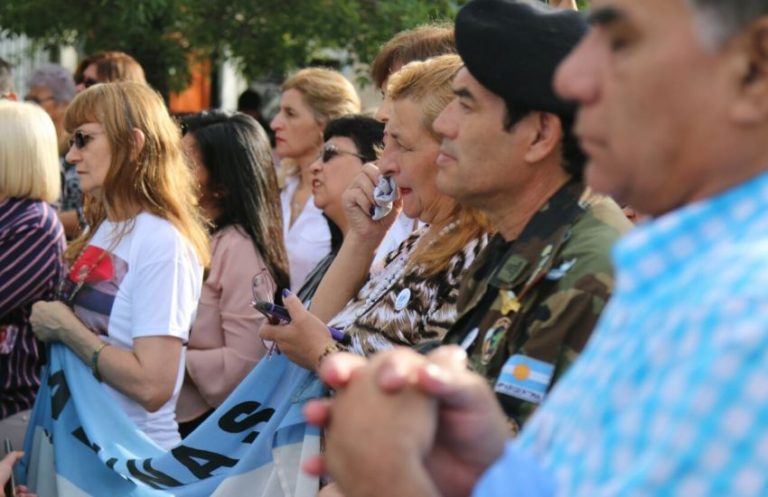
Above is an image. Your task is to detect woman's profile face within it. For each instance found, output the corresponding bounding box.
[310,136,364,217]
[379,98,452,223]
[64,122,112,196]
[75,64,100,94]
[270,89,324,164]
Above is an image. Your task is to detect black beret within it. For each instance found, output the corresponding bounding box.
[456,0,588,118]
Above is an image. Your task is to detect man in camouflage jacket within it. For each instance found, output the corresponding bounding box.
[443,182,629,433]
[432,0,632,433]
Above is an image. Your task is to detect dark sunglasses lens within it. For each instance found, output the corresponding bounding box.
[84,78,99,88]
[69,131,88,149]
[322,147,336,163]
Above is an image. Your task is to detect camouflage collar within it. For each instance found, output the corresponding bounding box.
[458,181,588,313]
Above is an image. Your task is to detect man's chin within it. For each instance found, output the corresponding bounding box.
[585,162,621,196]
[435,171,458,198]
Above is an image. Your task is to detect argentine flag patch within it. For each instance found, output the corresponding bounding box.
[495,354,555,404]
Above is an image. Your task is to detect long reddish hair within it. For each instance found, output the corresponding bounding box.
[64,81,209,266]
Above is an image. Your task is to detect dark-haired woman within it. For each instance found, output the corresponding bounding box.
[176,111,290,437]
[297,114,384,304]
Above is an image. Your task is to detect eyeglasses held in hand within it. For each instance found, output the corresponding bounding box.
[251,270,280,359]
[322,144,367,163]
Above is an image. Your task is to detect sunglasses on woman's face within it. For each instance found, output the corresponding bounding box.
[81,77,100,89]
[68,130,102,150]
[322,143,367,163]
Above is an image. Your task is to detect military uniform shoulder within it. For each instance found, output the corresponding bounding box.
[554,191,630,283]
[579,190,633,233]
[566,192,632,254]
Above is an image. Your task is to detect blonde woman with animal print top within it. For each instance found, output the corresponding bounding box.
[261,55,492,371]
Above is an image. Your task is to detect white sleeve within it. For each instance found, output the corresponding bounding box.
[130,245,202,340]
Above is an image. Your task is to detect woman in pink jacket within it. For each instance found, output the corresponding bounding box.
[176,111,290,437]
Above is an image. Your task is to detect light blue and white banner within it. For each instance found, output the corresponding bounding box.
[20,344,324,496]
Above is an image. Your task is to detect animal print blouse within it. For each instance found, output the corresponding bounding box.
[328,225,489,356]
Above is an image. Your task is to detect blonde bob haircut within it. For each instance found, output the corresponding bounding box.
[63,81,209,266]
[0,101,61,203]
[387,54,492,277]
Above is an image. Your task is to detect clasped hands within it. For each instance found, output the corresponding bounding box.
[303,346,509,497]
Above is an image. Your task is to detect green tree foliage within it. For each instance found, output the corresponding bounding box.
[0,0,190,96]
[0,0,593,95]
[182,0,462,84]
[0,0,461,95]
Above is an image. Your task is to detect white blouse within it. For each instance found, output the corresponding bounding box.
[280,176,331,292]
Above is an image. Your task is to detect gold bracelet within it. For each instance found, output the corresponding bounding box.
[316,342,344,371]
[91,341,110,382]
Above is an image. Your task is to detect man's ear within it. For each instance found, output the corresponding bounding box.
[730,19,768,124]
[131,128,146,159]
[523,112,563,164]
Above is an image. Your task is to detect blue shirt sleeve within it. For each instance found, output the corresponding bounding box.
[472,441,556,497]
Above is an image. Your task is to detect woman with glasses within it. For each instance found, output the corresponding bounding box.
[74,51,146,94]
[175,111,289,437]
[297,115,385,304]
[262,55,491,371]
[0,101,65,450]
[29,81,207,449]
[270,68,361,292]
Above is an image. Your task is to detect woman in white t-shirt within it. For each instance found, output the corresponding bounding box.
[270,68,360,291]
[30,82,209,449]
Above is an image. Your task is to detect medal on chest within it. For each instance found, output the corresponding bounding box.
[499,290,521,315]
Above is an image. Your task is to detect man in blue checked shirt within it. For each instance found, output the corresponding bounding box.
[304,0,768,496]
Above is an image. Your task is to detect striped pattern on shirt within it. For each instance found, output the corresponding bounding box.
[0,197,65,419]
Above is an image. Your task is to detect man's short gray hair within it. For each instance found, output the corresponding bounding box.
[688,0,768,49]
[27,64,75,104]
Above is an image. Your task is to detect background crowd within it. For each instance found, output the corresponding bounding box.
[2,0,768,496]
